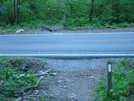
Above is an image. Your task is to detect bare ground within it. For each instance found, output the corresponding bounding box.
[41,69,105,101]
[35,58,129,101]
[20,26,134,34]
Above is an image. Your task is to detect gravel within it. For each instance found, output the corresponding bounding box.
[42,58,134,71]
[35,57,134,101]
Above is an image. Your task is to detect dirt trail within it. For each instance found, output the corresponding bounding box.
[41,69,105,101]
[38,58,126,101]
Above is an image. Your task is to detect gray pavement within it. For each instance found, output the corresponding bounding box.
[0,32,134,56]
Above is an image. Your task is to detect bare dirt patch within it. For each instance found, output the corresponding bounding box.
[36,58,128,101]
[41,69,105,101]
[21,26,134,34]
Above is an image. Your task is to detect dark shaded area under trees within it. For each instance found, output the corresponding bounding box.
[0,0,134,29]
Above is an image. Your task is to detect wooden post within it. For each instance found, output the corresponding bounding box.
[107,61,112,91]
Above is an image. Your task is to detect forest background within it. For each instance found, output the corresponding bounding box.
[0,0,134,30]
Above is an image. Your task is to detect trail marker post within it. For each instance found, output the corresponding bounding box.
[107,61,112,91]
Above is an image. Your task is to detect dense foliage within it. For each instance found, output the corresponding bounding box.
[0,57,48,100]
[0,0,134,29]
[95,59,134,101]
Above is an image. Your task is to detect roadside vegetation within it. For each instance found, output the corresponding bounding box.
[95,59,134,101]
[0,56,134,100]
[0,57,49,101]
[0,0,134,34]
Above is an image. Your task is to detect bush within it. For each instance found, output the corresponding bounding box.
[0,57,48,100]
[63,17,88,29]
[95,59,134,101]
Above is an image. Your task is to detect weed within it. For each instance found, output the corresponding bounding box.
[0,57,48,100]
[95,59,134,101]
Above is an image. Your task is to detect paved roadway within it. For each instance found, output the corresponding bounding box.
[0,32,134,56]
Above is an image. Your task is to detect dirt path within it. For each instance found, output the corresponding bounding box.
[42,69,106,101]
[37,58,127,101]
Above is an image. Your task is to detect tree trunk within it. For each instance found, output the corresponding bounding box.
[61,0,69,23]
[14,0,20,24]
[89,0,94,22]
[16,0,20,24]
[14,0,16,24]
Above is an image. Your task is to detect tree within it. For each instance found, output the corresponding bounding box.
[14,0,20,24]
[89,0,94,22]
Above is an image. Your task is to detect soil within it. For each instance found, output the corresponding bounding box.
[19,25,134,34]
[35,58,132,101]
[41,69,105,101]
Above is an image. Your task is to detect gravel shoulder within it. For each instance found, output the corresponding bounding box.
[37,58,134,101]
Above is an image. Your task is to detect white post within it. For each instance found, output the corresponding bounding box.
[107,61,112,91]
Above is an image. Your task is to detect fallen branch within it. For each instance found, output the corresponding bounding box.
[36,72,57,76]
[35,76,43,87]
[22,76,43,92]
[16,95,42,101]
[16,97,21,101]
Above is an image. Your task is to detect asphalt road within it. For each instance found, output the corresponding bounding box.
[0,32,134,56]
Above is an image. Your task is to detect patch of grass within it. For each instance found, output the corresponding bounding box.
[0,57,48,100]
[0,28,16,34]
[95,59,134,101]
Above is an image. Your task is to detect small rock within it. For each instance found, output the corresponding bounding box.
[58,79,71,83]
[58,80,64,83]
[69,93,77,99]
[89,76,96,79]
[63,86,67,88]
[59,86,67,88]
[34,90,39,94]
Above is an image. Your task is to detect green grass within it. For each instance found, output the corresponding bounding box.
[0,28,16,34]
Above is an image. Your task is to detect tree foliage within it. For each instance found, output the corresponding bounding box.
[0,0,134,29]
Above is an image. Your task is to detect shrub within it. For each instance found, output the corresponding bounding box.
[95,59,134,101]
[0,57,48,100]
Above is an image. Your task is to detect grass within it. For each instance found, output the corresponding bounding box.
[0,28,16,34]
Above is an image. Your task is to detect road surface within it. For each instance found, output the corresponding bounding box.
[0,32,134,57]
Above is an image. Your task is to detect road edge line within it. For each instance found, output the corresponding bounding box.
[0,54,134,59]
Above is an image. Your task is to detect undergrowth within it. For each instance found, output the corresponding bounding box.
[1,22,134,34]
[95,59,134,101]
[63,20,134,30]
[0,57,48,101]
[0,0,134,34]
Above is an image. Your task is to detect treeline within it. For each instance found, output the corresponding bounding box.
[0,0,134,29]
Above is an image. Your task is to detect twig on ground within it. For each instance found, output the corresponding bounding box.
[22,76,43,92]
[16,97,21,101]
[36,72,57,76]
